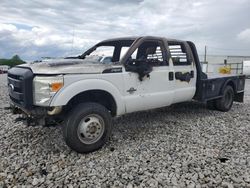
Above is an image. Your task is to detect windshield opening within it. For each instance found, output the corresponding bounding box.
[78,39,135,64]
[85,46,115,65]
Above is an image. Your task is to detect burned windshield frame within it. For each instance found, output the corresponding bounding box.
[78,39,136,62]
[84,46,115,62]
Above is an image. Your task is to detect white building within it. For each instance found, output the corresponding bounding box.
[0,65,10,73]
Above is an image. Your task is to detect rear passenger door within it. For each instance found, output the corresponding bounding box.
[168,42,197,103]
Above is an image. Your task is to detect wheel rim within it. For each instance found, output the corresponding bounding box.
[77,114,105,144]
[224,90,233,109]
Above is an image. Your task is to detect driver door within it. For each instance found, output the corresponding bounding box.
[122,39,174,113]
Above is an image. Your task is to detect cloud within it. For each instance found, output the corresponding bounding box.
[0,23,17,32]
[0,0,249,60]
[238,28,250,42]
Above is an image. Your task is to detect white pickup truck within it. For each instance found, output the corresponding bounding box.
[7,36,246,153]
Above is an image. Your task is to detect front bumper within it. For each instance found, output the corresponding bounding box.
[9,101,48,126]
[10,101,47,116]
[9,102,63,126]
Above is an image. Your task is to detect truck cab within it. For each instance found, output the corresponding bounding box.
[7,36,245,153]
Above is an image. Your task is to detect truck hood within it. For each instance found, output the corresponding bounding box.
[17,58,119,74]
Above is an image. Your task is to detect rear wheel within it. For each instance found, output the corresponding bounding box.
[215,85,234,112]
[63,102,112,153]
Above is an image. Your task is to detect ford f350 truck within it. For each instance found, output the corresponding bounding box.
[7,36,245,153]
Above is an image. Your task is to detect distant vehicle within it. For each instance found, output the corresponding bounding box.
[7,36,246,153]
[243,60,250,78]
[0,65,10,74]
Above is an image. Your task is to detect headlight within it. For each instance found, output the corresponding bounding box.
[33,75,64,106]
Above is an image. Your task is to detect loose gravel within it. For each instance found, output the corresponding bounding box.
[0,73,249,187]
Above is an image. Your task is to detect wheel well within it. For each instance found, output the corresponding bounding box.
[227,81,236,94]
[66,90,117,116]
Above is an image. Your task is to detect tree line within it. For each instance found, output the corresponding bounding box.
[0,55,25,67]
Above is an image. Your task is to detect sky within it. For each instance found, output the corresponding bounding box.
[0,0,250,61]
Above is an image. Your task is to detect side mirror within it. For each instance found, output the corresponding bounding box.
[125,58,136,72]
[125,58,153,81]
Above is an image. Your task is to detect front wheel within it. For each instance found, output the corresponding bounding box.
[63,102,112,153]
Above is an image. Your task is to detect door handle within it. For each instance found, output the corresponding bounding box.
[169,72,174,81]
[175,72,192,82]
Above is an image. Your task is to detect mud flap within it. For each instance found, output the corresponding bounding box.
[234,92,244,102]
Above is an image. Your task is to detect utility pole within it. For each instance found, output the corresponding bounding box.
[204,45,208,73]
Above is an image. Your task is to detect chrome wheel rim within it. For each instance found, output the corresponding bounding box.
[77,114,105,144]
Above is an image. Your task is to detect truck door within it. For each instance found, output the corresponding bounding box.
[168,42,197,103]
[122,39,174,113]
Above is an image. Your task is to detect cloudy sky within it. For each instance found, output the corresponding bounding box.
[0,0,250,61]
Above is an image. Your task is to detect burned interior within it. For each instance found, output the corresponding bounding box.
[125,40,166,81]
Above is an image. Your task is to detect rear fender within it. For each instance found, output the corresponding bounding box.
[220,79,236,94]
[221,79,244,102]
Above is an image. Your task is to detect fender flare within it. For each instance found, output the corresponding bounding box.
[49,79,125,115]
[220,79,236,95]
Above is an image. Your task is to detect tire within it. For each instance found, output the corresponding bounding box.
[63,102,112,153]
[215,85,234,112]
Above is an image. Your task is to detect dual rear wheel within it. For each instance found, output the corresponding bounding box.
[207,85,234,112]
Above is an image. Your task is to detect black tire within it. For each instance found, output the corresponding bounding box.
[215,85,234,112]
[63,102,112,153]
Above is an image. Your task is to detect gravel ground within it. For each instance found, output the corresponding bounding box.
[0,73,249,188]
